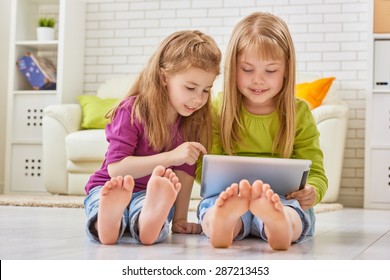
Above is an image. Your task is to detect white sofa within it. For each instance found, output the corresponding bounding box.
[42,75,136,196]
[42,74,348,202]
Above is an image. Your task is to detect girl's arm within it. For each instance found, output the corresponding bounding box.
[108,152,176,179]
[108,142,207,179]
[171,170,202,234]
[105,100,206,179]
[287,100,328,208]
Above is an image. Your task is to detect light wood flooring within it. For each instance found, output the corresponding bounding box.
[0,206,389,260]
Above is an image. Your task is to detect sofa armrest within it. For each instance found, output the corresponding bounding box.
[43,104,82,133]
[312,100,349,203]
[42,104,82,195]
[311,99,349,124]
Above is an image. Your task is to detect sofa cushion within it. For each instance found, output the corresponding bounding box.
[97,74,136,99]
[296,77,335,109]
[67,161,103,173]
[77,95,118,129]
[66,129,108,161]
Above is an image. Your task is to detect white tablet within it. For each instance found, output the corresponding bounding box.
[200,155,311,198]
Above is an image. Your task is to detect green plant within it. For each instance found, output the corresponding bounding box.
[38,17,56,28]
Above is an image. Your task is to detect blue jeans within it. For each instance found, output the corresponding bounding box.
[197,195,315,243]
[84,186,174,244]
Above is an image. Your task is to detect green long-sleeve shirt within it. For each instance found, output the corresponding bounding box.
[196,95,328,205]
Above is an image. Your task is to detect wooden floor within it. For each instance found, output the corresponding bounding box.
[0,205,390,260]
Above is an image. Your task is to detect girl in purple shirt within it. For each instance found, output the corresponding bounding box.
[84,30,221,245]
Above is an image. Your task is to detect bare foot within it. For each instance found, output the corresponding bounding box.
[250,180,299,250]
[202,180,251,248]
[97,175,134,245]
[138,166,181,245]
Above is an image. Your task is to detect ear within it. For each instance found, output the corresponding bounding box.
[160,68,167,86]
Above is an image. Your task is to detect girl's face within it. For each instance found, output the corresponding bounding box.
[164,67,217,121]
[236,49,286,115]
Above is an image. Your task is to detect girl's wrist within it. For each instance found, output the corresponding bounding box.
[161,150,176,167]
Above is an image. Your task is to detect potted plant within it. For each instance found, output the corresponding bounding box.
[36,17,56,41]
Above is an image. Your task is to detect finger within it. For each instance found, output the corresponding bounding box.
[190,142,207,155]
[190,148,200,160]
[298,197,313,205]
[180,224,194,234]
[291,193,305,200]
[187,151,200,165]
[287,192,299,200]
[186,157,196,165]
[191,227,201,234]
[173,226,186,234]
[300,198,316,209]
[187,223,201,234]
[291,188,310,199]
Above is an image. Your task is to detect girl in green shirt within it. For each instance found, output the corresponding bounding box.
[196,12,328,250]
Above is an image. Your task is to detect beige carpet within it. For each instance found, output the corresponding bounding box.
[0,194,85,208]
[0,194,343,214]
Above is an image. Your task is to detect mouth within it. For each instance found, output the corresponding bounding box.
[250,88,268,95]
[185,105,198,112]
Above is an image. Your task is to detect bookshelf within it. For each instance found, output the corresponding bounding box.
[4,0,85,193]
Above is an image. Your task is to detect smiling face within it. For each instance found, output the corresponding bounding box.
[163,67,217,121]
[236,48,286,115]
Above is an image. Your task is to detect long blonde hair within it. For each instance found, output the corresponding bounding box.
[109,30,221,152]
[221,12,296,158]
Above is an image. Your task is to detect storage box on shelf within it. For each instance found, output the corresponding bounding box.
[4,0,85,193]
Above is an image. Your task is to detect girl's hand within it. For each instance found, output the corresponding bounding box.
[172,220,202,234]
[286,185,317,210]
[169,142,207,166]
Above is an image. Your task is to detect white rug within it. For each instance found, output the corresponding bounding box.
[0,194,343,214]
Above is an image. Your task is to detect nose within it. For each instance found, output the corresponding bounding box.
[192,91,206,107]
[253,72,265,84]
[193,93,203,105]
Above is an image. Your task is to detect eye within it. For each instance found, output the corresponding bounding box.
[242,68,253,73]
[203,89,210,94]
[266,69,277,73]
[186,87,195,91]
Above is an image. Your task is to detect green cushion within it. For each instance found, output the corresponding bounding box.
[77,95,118,129]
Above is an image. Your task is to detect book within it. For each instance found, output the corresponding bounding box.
[16,52,57,90]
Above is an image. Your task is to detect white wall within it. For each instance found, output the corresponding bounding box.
[82,0,367,207]
[0,0,11,194]
[0,0,366,207]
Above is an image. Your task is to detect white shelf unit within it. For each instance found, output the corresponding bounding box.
[4,0,85,193]
[364,3,390,209]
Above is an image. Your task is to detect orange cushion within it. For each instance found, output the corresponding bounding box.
[296,77,335,109]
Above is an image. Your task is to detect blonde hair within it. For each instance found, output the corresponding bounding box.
[221,12,296,158]
[109,30,221,152]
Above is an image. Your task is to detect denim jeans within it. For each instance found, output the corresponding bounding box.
[84,186,174,244]
[197,194,315,243]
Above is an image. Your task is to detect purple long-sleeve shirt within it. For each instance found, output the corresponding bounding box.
[85,96,195,194]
